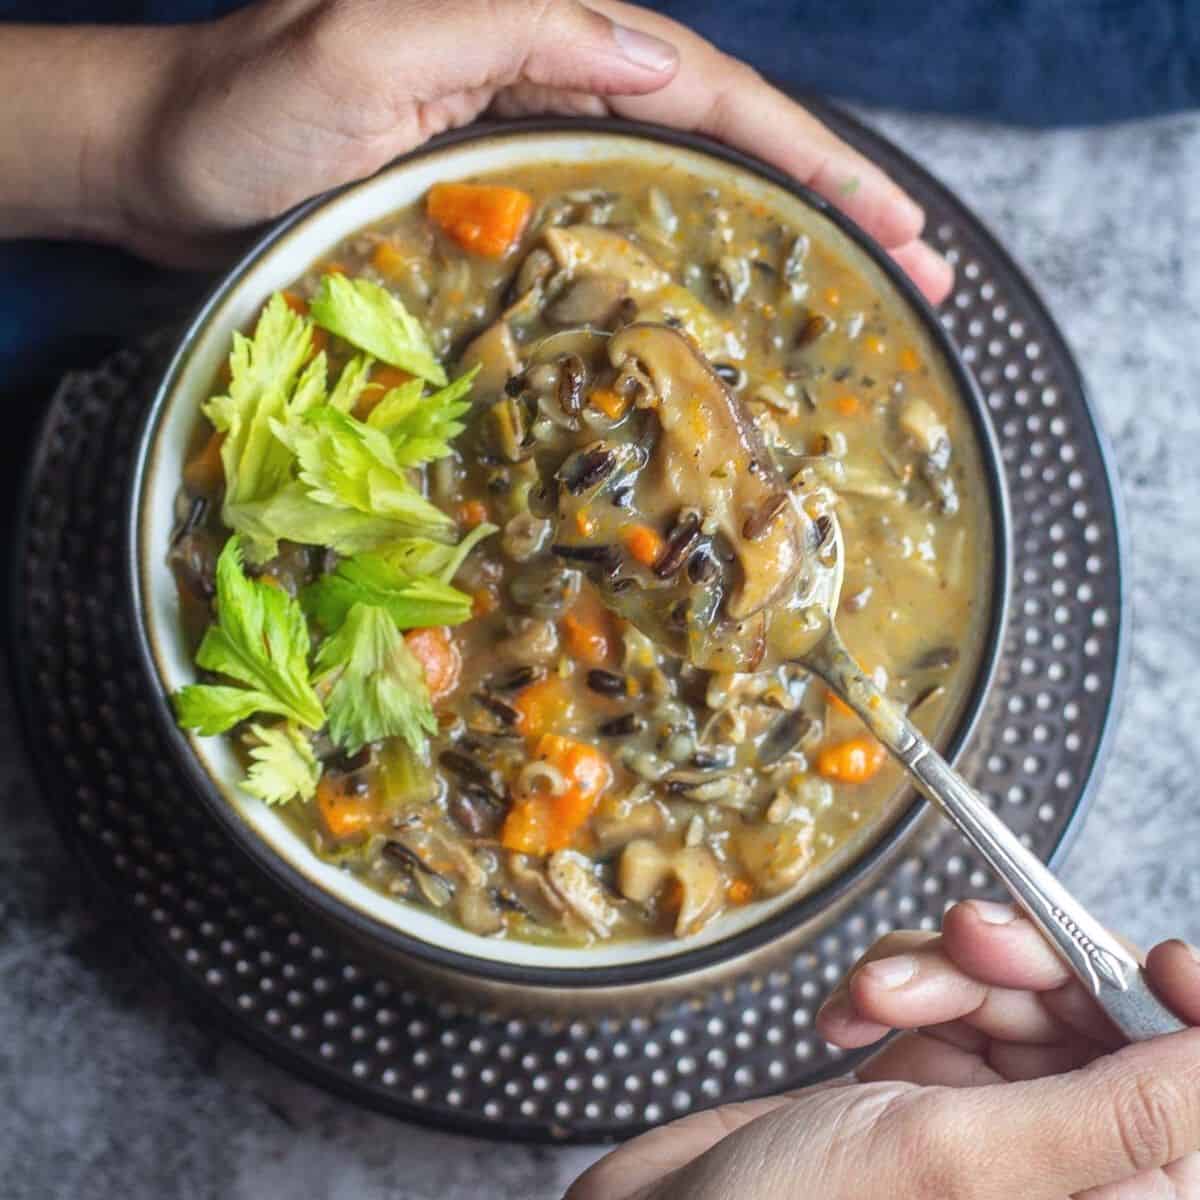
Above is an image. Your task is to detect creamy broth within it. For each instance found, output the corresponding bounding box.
[171,160,991,947]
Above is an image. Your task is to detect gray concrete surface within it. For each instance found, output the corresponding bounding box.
[3,106,1199,1199]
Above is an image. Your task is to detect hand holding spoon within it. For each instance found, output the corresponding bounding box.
[541,322,1182,1042]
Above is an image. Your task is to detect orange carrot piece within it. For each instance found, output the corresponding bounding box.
[817,736,887,783]
[371,240,409,280]
[457,499,490,530]
[560,613,610,668]
[354,365,415,420]
[404,627,462,702]
[316,775,378,839]
[864,334,887,356]
[559,584,616,667]
[512,676,573,739]
[727,878,755,905]
[472,586,499,618]
[834,394,861,417]
[500,796,556,856]
[370,365,414,391]
[898,346,922,372]
[621,524,665,569]
[183,430,225,495]
[500,734,613,854]
[588,388,628,420]
[281,291,309,315]
[426,182,534,258]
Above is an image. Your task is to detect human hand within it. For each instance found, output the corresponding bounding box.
[566,901,1200,1199]
[66,0,948,298]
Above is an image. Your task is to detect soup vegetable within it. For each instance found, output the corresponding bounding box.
[169,161,990,946]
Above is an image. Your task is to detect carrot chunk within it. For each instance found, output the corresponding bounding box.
[370,240,409,280]
[817,736,887,783]
[471,586,499,618]
[404,626,462,702]
[500,734,613,855]
[456,499,490,530]
[561,613,611,667]
[354,364,414,419]
[588,388,628,420]
[559,586,615,667]
[727,878,755,905]
[317,774,378,839]
[426,182,533,258]
[621,523,665,568]
[512,676,573,739]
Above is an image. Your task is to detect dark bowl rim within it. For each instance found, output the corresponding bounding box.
[125,115,1012,990]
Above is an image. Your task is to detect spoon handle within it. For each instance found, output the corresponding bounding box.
[806,629,1184,1042]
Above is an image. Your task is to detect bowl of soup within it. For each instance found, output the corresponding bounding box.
[128,119,1008,1009]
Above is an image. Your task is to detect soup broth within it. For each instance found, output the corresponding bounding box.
[170,159,992,946]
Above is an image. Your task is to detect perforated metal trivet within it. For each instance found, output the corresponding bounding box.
[10,107,1125,1142]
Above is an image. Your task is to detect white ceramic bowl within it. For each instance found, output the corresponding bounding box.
[128,119,1007,1006]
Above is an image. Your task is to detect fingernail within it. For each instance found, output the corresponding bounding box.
[970,899,1017,926]
[861,955,917,990]
[1170,938,1200,964]
[612,23,679,72]
[816,992,852,1025]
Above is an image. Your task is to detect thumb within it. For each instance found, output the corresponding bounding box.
[884,1030,1200,1198]
[404,0,679,97]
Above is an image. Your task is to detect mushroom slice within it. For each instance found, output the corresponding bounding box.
[544,226,670,296]
[607,323,807,621]
[617,839,724,937]
[456,886,505,936]
[506,852,566,925]
[636,284,740,362]
[547,274,630,328]
[591,796,666,852]
[462,320,520,397]
[546,850,621,939]
[734,816,815,896]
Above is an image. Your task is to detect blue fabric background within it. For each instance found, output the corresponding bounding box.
[2,0,1198,500]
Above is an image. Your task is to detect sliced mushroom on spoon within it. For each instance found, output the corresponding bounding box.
[538,321,1182,1043]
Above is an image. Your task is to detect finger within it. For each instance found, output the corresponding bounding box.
[940,900,1075,991]
[1145,940,1200,1024]
[905,1031,1200,1197]
[1040,978,1129,1050]
[1075,1154,1200,1200]
[986,1038,1099,1082]
[336,0,679,101]
[889,239,955,305]
[816,930,938,1047]
[848,946,1071,1045]
[815,990,895,1049]
[844,936,1080,1051]
[564,1082,852,1200]
[857,1031,1004,1087]
[585,1,931,255]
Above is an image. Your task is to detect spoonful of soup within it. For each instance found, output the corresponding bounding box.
[534,321,1182,1043]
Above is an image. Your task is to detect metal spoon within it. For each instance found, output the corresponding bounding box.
[789,516,1181,1041]
[544,323,1181,1041]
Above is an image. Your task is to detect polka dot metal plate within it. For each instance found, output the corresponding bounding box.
[10,106,1124,1143]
